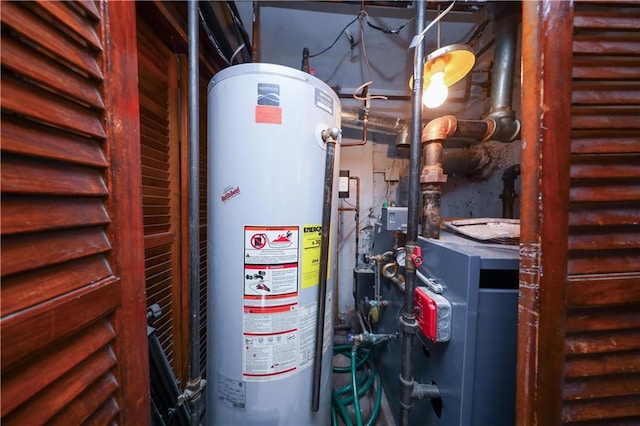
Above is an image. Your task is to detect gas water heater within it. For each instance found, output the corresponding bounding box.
[207,63,341,425]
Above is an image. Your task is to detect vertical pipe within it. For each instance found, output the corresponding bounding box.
[252,1,260,62]
[422,184,442,238]
[302,47,310,73]
[311,133,338,412]
[187,1,201,425]
[351,176,361,267]
[399,1,425,424]
[489,4,519,114]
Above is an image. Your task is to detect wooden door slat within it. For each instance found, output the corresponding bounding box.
[565,351,640,378]
[74,0,101,21]
[568,251,640,275]
[81,397,120,425]
[33,1,102,51]
[567,306,640,332]
[1,196,109,235]
[1,255,112,316]
[564,374,640,401]
[1,227,111,277]
[1,118,106,167]
[1,319,115,416]
[570,185,640,202]
[568,230,640,251]
[3,348,117,425]
[1,37,105,109]
[562,395,640,423]
[1,75,106,139]
[1,277,120,372]
[569,203,640,227]
[566,329,640,355]
[1,155,107,196]
[1,2,103,80]
[567,274,640,306]
[47,373,118,426]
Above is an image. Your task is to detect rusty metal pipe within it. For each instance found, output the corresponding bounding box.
[501,164,521,218]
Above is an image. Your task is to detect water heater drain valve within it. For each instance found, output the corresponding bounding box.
[415,286,452,342]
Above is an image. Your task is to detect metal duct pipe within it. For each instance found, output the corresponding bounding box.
[485,3,521,142]
[341,108,407,136]
[399,0,425,424]
[187,1,203,425]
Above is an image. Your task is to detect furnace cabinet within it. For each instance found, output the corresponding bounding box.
[373,231,519,426]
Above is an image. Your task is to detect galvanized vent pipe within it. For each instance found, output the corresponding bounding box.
[187,1,204,425]
[398,0,426,424]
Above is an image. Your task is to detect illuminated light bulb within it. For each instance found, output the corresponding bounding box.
[423,71,448,109]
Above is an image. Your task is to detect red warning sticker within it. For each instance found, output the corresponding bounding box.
[255,105,282,124]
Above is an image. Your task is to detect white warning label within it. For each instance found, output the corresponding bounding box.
[245,226,299,265]
[243,330,298,381]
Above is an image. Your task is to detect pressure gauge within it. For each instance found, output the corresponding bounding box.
[395,248,407,267]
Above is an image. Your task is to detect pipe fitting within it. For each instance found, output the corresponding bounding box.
[411,383,440,400]
[484,113,521,142]
[420,164,447,184]
[421,115,457,143]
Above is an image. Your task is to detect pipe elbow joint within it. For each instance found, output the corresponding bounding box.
[484,111,520,143]
[422,115,458,143]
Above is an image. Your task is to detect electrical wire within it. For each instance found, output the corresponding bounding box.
[410,1,456,50]
[199,8,231,66]
[229,43,246,64]
[366,15,414,35]
[410,1,457,98]
[309,16,359,58]
[353,11,388,102]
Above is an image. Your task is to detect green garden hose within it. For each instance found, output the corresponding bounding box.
[331,344,383,426]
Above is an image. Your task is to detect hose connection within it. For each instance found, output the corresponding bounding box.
[349,331,399,346]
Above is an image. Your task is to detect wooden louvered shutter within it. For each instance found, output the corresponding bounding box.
[518,1,640,424]
[137,18,189,384]
[564,1,640,423]
[1,1,148,424]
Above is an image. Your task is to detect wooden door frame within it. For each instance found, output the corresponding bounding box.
[516,1,574,424]
[102,1,150,422]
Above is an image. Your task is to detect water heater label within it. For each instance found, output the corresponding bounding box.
[256,83,282,124]
[301,224,331,288]
[315,88,334,115]
[257,83,280,106]
[216,372,246,411]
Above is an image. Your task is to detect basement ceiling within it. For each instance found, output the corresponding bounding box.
[236,1,489,117]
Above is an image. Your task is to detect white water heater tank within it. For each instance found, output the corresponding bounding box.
[207,63,340,425]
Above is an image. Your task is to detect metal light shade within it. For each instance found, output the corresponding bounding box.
[424,43,475,87]
[409,43,476,89]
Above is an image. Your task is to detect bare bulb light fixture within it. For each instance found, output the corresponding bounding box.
[421,43,475,108]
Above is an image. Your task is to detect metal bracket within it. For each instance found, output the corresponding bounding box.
[416,270,443,294]
[178,377,207,407]
[398,312,418,334]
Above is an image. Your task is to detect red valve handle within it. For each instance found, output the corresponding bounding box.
[411,246,424,268]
